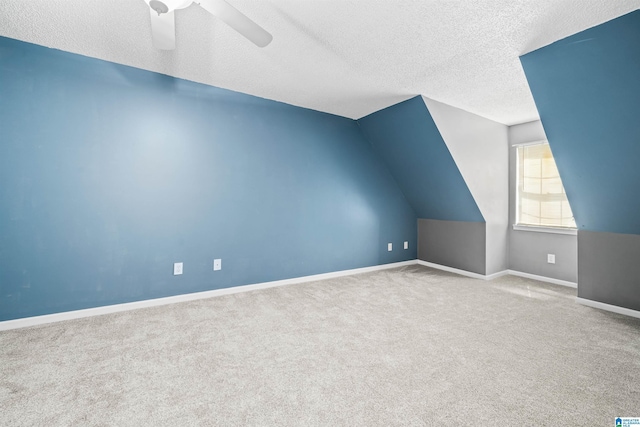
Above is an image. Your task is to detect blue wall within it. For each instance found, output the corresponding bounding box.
[0,37,416,321]
[358,96,484,222]
[520,10,640,235]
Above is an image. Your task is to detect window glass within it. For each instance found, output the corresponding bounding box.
[516,142,576,228]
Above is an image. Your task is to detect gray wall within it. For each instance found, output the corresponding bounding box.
[578,231,640,311]
[509,229,578,283]
[418,219,486,275]
[508,121,578,282]
[423,97,509,275]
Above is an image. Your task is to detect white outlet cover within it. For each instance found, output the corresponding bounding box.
[388,243,392,251]
[404,241,409,249]
[213,259,222,271]
[173,262,183,275]
[547,254,556,264]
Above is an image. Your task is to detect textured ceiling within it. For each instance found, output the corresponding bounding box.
[0,0,638,125]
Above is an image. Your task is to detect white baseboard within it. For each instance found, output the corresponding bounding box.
[413,262,576,289]
[415,260,508,281]
[507,270,577,288]
[485,270,510,280]
[0,260,417,331]
[0,260,588,331]
[576,297,640,320]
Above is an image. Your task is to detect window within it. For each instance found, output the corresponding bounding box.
[516,142,576,229]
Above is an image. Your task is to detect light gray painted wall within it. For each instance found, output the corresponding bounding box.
[418,219,486,275]
[508,121,578,282]
[424,96,509,275]
[578,231,640,311]
[509,229,578,282]
[508,120,546,145]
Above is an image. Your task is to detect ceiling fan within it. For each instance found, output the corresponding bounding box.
[143,0,273,50]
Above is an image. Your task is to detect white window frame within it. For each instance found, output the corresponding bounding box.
[512,140,577,236]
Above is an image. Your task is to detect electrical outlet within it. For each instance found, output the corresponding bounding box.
[213,259,222,271]
[173,262,183,275]
[547,254,556,264]
[404,241,409,250]
[388,243,393,251]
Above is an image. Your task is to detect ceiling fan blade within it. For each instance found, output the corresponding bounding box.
[197,0,272,47]
[149,9,176,50]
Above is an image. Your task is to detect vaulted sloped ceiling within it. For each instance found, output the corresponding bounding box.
[520,10,640,235]
[521,9,640,313]
[358,96,484,223]
[0,1,639,125]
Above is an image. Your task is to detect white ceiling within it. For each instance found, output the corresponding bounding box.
[1,1,638,125]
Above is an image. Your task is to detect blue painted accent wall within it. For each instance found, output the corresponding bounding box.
[520,10,640,235]
[357,96,484,222]
[0,37,416,321]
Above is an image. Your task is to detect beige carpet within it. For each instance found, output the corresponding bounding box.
[1,265,639,426]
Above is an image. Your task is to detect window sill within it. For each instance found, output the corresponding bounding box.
[512,224,577,235]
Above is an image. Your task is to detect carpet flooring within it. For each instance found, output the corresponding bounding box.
[1,265,639,426]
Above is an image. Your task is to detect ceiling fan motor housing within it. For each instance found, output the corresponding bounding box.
[146,0,192,14]
[144,0,273,49]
